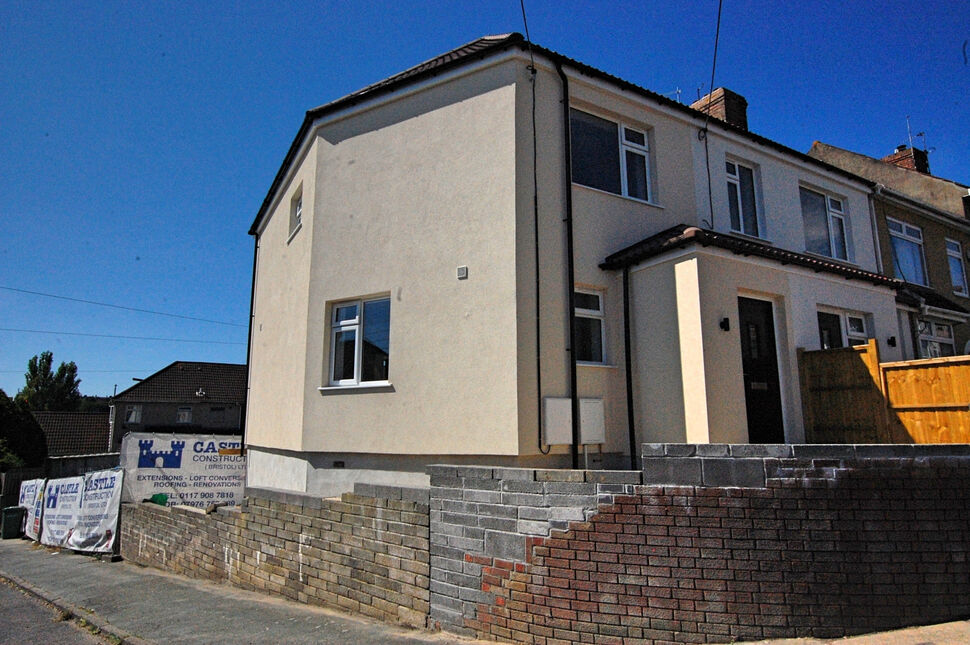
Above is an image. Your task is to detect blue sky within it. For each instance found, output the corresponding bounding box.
[1,1,968,397]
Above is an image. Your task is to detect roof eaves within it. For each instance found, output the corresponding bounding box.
[600,225,898,289]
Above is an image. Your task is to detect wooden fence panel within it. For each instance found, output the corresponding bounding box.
[883,355,970,443]
[798,340,889,444]
[799,343,970,444]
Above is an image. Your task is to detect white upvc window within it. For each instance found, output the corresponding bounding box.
[177,406,192,424]
[289,186,303,238]
[919,320,955,358]
[569,108,652,203]
[817,309,870,349]
[887,218,927,285]
[845,314,868,346]
[800,187,849,261]
[124,404,142,424]
[329,297,391,386]
[946,238,968,297]
[726,160,760,237]
[574,290,605,364]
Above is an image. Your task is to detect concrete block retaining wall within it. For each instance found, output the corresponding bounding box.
[119,445,970,644]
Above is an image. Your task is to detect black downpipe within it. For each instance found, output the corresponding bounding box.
[241,234,260,454]
[623,267,637,470]
[555,61,579,469]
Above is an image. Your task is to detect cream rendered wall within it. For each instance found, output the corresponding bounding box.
[509,68,704,459]
[629,261,688,444]
[298,62,521,456]
[692,131,879,272]
[246,142,317,453]
[687,248,898,443]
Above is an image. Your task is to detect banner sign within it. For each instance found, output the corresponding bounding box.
[18,479,45,541]
[40,476,85,548]
[68,469,123,553]
[120,433,246,508]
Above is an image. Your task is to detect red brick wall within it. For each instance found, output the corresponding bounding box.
[475,458,970,643]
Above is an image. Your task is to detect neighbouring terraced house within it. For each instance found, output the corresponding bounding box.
[244,33,919,496]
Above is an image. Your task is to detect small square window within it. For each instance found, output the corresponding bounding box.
[177,406,192,424]
[125,405,142,424]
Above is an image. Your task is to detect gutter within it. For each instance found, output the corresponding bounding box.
[555,60,579,469]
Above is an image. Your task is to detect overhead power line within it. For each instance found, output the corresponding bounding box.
[0,286,246,327]
[0,327,245,345]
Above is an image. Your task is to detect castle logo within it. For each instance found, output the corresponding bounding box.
[137,440,185,468]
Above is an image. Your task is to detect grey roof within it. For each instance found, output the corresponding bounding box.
[113,362,247,404]
[31,411,111,457]
[250,33,872,235]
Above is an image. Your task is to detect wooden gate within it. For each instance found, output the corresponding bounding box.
[798,339,970,443]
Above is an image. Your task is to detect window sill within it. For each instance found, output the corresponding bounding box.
[953,291,969,299]
[577,362,618,369]
[318,381,393,394]
[728,230,772,245]
[572,183,663,209]
[286,222,303,244]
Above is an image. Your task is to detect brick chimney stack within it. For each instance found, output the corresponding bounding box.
[882,144,930,174]
[690,87,748,131]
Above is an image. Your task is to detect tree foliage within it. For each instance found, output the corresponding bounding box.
[15,351,82,412]
[0,389,46,469]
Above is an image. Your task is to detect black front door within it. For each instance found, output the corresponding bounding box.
[738,297,785,443]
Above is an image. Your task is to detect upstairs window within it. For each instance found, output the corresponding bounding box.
[329,297,390,386]
[570,109,651,202]
[289,186,303,238]
[887,218,927,285]
[177,406,192,424]
[574,290,605,363]
[946,239,968,296]
[726,160,759,237]
[124,405,142,424]
[800,187,848,260]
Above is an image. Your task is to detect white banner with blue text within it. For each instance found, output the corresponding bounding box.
[120,432,245,508]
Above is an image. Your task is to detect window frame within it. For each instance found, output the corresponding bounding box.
[124,404,142,424]
[800,186,850,261]
[946,238,968,297]
[574,289,606,364]
[817,309,870,349]
[176,406,192,424]
[569,108,654,204]
[918,320,955,358]
[887,217,928,285]
[288,186,303,240]
[327,296,391,387]
[725,159,761,238]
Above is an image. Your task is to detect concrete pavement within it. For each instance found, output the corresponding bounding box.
[2,538,969,644]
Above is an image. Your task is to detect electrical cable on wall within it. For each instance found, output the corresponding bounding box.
[699,0,724,230]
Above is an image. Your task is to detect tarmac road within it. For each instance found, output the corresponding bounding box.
[0,578,109,645]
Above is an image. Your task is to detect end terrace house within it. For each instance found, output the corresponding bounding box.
[245,34,901,495]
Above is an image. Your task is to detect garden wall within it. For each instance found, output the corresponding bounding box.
[120,445,970,644]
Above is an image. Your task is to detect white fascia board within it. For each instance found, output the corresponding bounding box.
[628,244,897,297]
[254,50,523,236]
